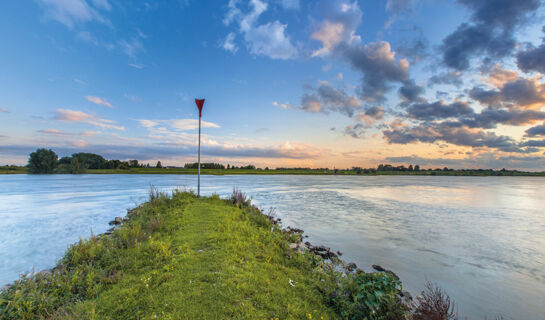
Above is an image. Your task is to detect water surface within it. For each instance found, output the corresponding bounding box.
[1,174,544,319]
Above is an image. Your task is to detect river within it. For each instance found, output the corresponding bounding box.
[0,174,544,319]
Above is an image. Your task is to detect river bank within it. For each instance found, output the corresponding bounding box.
[0,189,415,319]
[2,166,544,176]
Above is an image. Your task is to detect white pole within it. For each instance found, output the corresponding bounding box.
[198,115,201,197]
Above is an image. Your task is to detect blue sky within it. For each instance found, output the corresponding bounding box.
[1,0,545,170]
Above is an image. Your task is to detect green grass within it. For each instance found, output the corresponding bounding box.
[0,191,343,319]
[0,166,27,174]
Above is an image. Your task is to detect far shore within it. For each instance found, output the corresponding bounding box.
[1,166,544,176]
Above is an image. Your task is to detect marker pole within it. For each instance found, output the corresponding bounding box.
[198,114,201,197]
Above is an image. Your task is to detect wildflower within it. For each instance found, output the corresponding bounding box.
[289,279,295,287]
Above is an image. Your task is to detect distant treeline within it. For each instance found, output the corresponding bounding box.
[20,148,543,175]
[27,148,163,174]
[184,163,257,170]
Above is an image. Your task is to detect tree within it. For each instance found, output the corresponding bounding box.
[156,161,162,168]
[72,153,106,169]
[408,165,414,171]
[28,148,58,174]
[414,165,420,171]
[70,157,83,174]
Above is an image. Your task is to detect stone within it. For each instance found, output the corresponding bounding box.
[109,217,123,226]
[372,264,386,272]
[346,262,357,272]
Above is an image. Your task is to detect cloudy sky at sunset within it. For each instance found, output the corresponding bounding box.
[1,0,545,169]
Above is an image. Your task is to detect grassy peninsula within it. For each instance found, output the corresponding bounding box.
[0,190,420,319]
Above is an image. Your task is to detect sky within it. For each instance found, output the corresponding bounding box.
[1,0,545,170]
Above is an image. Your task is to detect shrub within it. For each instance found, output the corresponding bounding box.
[230,188,251,207]
[413,282,457,320]
[328,271,408,320]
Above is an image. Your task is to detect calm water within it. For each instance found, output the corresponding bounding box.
[1,175,544,319]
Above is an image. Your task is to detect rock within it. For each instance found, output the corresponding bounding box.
[372,264,386,272]
[312,245,330,252]
[288,242,305,253]
[372,265,400,280]
[109,216,123,226]
[346,262,357,272]
[336,250,343,256]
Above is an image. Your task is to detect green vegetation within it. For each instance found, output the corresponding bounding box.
[27,148,58,174]
[0,190,415,319]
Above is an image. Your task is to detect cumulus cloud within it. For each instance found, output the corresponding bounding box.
[53,109,124,130]
[462,109,545,129]
[406,101,473,121]
[344,123,366,139]
[244,21,298,59]
[441,0,540,70]
[469,76,545,109]
[343,41,410,103]
[85,96,113,108]
[398,79,424,102]
[300,82,361,116]
[311,0,362,57]
[517,29,545,73]
[525,122,545,137]
[383,121,533,153]
[223,0,298,60]
[428,71,463,87]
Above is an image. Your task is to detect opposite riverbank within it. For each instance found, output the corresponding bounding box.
[2,165,544,176]
[0,189,420,319]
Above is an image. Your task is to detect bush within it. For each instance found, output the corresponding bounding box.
[413,282,457,320]
[327,272,408,320]
[230,188,251,207]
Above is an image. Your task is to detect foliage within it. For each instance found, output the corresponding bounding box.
[155,161,162,168]
[72,153,107,169]
[184,162,225,169]
[230,187,251,207]
[325,271,408,320]
[413,282,457,320]
[27,148,58,174]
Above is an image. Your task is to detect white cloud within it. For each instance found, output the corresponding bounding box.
[223,32,238,53]
[119,38,144,59]
[244,21,298,60]
[224,0,298,60]
[128,63,144,69]
[85,95,113,108]
[311,0,362,57]
[0,108,9,113]
[53,109,124,130]
[37,129,98,136]
[38,0,110,28]
[137,119,221,131]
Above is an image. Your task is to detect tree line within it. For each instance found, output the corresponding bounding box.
[27,148,163,174]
